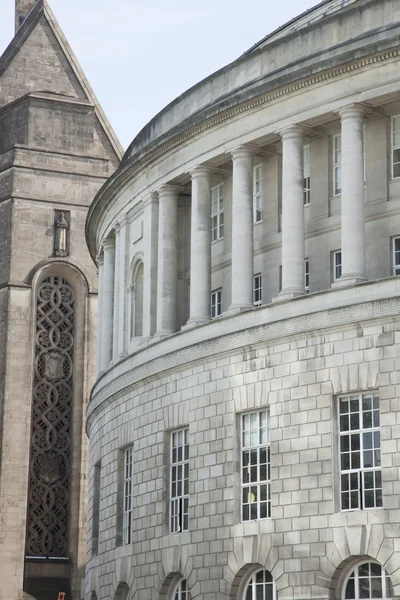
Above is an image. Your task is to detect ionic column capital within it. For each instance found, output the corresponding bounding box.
[190,165,214,179]
[96,253,104,267]
[102,238,115,251]
[157,184,183,198]
[230,145,255,160]
[338,103,369,121]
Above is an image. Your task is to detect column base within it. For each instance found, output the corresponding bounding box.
[272,290,307,304]
[182,317,210,330]
[226,303,254,315]
[331,275,368,289]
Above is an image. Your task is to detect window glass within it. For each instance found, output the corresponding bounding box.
[174,579,191,600]
[253,274,262,306]
[333,134,342,195]
[253,165,263,223]
[393,237,400,276]
[303,144,311,205]
[305,259,310,292]
[170,429,189,533]
[245,569,275,600]
[344,562,392,600]
[334,250,342,281]
[211,183,224,241]
[242,411,270,521]
[211,289,222,319]
[393,117,400,179]
[123,447,133,544]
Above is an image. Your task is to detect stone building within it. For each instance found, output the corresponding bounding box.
[0,1,122,598]
[86,0,400,599]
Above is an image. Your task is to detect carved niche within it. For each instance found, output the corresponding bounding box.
[26,275,74,557]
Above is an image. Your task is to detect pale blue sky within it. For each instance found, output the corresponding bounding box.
[0,1,317,149]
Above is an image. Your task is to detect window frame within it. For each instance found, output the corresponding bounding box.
[333,250,342,282]
[338,392,382,512]
[123,446,133,545]
[241,409,271,522]
[211,183,224,242]
[333,133,342,196]
[211,288,222,319]
[244,569,276,600]
[170,428,189,534]
[253,274,262,306]
[304,258,310,292]
[303,144,311,206]
[173,578,191,600]
[392,115,400,180]
[342,561,393,600]
[253,164,263,224]
[392,236,400,276]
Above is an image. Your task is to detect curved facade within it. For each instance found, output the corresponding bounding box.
[86,1,400,599]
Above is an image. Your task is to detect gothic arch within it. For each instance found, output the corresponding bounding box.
[129,253,144,339]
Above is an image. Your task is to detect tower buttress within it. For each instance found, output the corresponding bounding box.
[15,0,37,33]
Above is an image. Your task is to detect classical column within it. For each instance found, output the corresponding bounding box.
[96,253,104,377]
[155,185,179,336]
[116,215,129,357]
[112,223,121,362]
[187,166,212,325]
[101,238,115,370]
[276,126,306,300]
[229,147,254,312]
[335,104,367,285]
[142,192,159,340]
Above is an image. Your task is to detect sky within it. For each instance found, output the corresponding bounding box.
[0,0,317,150]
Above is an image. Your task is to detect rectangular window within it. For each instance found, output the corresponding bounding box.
[211,183,224,242]
[253,274,262,306]
[170,428,189,533]
[303,144,311,205]
[211,289,222,319]
[392,116,400,179]
[339,392,381,511]
[333,250,342,281]
[393,237,400,276]
[123,447,133,544]
[241,410,270,521]
[304,258,310,292]
[333,134,342,196]
[91,461,101,555]
[253,164,263,223]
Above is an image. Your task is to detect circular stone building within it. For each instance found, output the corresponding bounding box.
[85,1,400,599]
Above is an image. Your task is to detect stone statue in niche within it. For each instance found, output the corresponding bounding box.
[54,211,69,256]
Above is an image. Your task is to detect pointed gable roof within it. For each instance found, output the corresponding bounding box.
[0,0,123,159]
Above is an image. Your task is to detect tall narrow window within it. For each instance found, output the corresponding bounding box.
[253,164,263,223]
[303,144,311,205]
[304,258,310,292]
[333,134,342,195]
[245,569,276,600]
[174,579,191,600]
[170,428,189,533]
[91,461,101,556]
[211,183,224,242]
[132,262,144,338]
[393,237,400,275]
[241,410,270,521]
[27,276,74,557]
[339,392,382,511]
[211,289,222,319]
[392,116,400,179]
[343,562,393,600]
[123,447,133,544]
[253,274,262,306]
[333,250,342,281]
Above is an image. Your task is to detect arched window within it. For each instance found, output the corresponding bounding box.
[343,562,393,600]
[131,261,144,338]
[26,275,74,556]
[245,569,276,600]
[173,579,191,600]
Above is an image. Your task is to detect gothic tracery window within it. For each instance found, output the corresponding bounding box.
[26,276,74,557]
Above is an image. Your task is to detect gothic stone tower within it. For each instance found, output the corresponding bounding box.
[0,1,122,598]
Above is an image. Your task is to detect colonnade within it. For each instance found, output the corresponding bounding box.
[96,104,368,374]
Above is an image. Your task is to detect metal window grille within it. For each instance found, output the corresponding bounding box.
[123,447,133,544]
[392,116,400,179]
[170,428,189,533]
[304,259,310,292]
[211,289,222,319]
[253,274,262,306]
[334,250,342,281]
[245,569,276,600]
[339,393,382,511]
[333,134,342,195]
[393,237,400,276]
[253,164,263,223]
[344,562,393,600]
[241,410,270,521]
[211,183,224,242]
[174,579,191,600]
[303,144,311,205]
